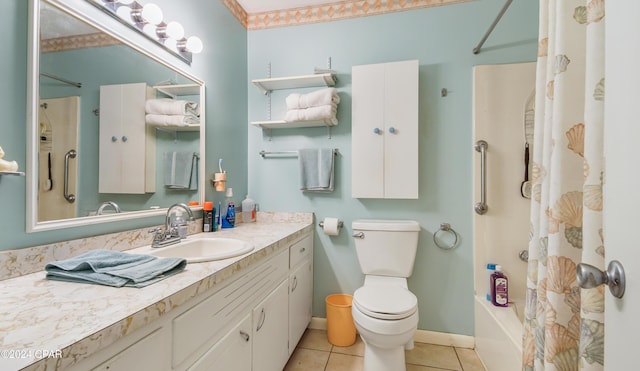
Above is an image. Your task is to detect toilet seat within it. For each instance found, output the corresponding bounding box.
[353,285,418,320]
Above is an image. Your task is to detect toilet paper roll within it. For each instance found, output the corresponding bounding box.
[322,217,340,236]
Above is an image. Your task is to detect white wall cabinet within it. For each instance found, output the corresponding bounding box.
[70,232,313,371]
[351,60,419,199]
[99,83,156,194]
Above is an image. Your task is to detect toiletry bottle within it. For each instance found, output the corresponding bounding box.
[222,202,235,228]
[203,201,213,232]
[486,263,496,301]
[173,211,188,239]
[491,265,509,307]
[242,195,256,223]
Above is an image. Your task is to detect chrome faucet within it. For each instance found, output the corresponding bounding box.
[96,201,121,215]
[149,203,195,248]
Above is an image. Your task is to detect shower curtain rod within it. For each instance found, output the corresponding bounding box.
[473,0,513,55]
[40,72,82,88]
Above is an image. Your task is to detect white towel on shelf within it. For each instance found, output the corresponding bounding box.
[286,88,340,110]
[284,105,337,124]
[145,98,199,116]
[145,114,199,127]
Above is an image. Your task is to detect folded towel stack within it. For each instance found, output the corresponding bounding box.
[284,88,340,125]
[145,98,200,127]
[45,249,186,288]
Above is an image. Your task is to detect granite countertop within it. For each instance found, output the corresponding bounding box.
[0,216,313,371]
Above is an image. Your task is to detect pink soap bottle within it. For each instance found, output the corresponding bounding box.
[491,265,509,307]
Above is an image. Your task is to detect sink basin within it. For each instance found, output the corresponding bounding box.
[149,238,254,263]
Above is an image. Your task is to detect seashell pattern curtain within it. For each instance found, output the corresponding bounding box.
[523,0,605,370]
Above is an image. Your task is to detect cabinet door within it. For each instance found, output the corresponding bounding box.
[352,63,385,198]
[92,326,169,371]
[188,313,252,371]
[384,60,419,199]
[289,259,313,354]
[253,279,289,371]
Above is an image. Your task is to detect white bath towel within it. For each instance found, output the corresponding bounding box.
[145,114,199,127]
[286,88,340,110]
[284,105,337,125]
[145,98,199,116]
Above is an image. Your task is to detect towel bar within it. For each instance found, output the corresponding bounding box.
[259,149,339,158]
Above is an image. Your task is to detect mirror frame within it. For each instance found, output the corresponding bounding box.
[26,0,206,232]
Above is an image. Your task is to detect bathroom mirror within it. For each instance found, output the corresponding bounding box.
[26,0,205,232]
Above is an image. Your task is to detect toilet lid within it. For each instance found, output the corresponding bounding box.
[353,285,418,320]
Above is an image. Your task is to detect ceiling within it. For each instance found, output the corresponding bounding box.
[235,0,332,13]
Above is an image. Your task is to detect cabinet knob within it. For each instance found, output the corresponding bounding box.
[111,136,118,142]
[373,128,381,134]
[388,127,396,134]
[121,136,128,142]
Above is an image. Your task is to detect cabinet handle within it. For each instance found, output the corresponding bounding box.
[373,128,381,134]
[121,136,128,142]
[291,276,298,292]
[256,308,266,332]
[239,331,250,342]
[111,136,118,142]
[388,127,396,134]
[300,247,306,253]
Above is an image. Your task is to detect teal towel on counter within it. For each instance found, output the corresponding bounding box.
[45,249,187,288]
[298,148,335,192]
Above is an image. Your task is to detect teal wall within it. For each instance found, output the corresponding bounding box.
[247,0,538,335]
[0,0,247,250]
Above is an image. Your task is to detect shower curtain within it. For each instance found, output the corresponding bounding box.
[523,0,605,370]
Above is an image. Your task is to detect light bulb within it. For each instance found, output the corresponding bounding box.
[141,3,163,25]
[166,22,184,40]
[185,36,203,54]
[115,5,134,24]
[118,0,135,4]
[142,23,157,37]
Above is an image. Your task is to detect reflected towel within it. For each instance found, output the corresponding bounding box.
[284,105,337,125]
[145,114,199,127]
[298,148,335,192]
[45,249,186,288]
[286,88,340,109]
[164,151,199,190]
[145,98,199,116]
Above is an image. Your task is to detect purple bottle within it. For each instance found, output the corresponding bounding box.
[491,265,508,307]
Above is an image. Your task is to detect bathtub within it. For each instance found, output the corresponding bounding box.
[474,296,523,371]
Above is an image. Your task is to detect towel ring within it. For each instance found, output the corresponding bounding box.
[433,223,459,250]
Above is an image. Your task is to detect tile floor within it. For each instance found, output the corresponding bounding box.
[284,329,486,371]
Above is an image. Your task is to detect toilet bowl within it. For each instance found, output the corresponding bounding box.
[351,220,421,371]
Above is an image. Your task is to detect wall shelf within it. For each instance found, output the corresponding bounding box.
[251,73,336,95]
[154,83,201,98]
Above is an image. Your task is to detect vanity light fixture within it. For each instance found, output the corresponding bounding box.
[87,0,203,65]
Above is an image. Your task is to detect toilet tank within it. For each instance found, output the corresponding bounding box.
[352,219,420,277]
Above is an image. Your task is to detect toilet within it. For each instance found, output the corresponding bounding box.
[351,219,420,371]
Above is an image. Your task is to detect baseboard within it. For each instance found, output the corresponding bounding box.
[309,316,475,349]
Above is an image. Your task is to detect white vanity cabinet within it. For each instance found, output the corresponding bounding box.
[99,83,156,194]
[351,60,419,199]
[288,235,313,353]
[64,231,313,371]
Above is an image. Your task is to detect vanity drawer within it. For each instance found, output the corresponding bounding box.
[289,235,312,268]
[172,249,288,368]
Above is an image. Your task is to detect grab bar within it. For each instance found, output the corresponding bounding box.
[64,149,77,203]
[475,140,488,215]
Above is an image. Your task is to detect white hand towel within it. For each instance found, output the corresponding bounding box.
[145,98,199,116]
[145,114,199,127]
[284,105,337,124]
[286,88,340,110]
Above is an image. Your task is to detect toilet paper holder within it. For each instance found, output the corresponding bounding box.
[318,219,344,229]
